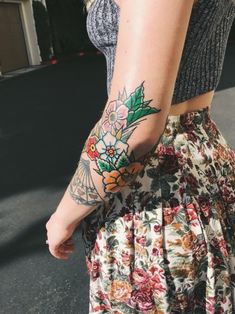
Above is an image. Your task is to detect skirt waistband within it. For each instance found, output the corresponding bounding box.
[166,106,211,128]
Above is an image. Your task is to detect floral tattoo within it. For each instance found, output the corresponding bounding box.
[69,81,162,205]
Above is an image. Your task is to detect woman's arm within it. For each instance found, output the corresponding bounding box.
[54,0,195,227]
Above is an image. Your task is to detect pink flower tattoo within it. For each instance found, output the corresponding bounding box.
[102,100,128,133]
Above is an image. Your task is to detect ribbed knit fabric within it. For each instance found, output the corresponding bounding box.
[86,0,235,105]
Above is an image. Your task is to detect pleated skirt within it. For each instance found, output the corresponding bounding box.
[81,106,235,314]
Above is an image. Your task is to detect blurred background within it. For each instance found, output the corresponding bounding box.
[0,1,234,313]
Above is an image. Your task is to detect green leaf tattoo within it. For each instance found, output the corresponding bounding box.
[96,158,115,173]
[127,106,159,126]
[115,151,130,168]
[125,82,144,110]
[124,81,160,126]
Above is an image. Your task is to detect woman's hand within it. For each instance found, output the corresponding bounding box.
[45,185,99,260]
[45,212,80,260]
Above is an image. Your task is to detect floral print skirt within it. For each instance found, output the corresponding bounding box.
[81,106,235,313]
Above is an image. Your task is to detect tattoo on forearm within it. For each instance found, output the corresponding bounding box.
[69,81,162,205]
[69,157,104,205]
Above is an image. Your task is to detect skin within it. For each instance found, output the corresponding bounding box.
[45,0,199,260]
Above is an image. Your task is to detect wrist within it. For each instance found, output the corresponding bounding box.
[52,210,80,230]
[54,186,98,228]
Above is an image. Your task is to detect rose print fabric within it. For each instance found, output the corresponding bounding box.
[80,106,235,313]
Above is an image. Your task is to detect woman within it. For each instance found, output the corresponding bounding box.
[46,0,235,312]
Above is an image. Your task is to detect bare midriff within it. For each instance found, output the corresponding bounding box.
[169,90,215,116]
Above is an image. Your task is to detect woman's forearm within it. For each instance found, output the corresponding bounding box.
[52,0,195,228]
[46,0,196,262]
[54,81,169,227]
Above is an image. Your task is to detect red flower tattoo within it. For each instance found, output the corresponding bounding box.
[86,136,100,160]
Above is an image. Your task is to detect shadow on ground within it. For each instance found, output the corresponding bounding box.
[0,54,107,198]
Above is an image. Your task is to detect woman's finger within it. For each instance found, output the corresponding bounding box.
[63,241,74,247]
[57,242,75,252]
[48,249,68,260]
[59,245,75,252]
[56,246,74,257]
[60,249,74,254]
[59,247,75,254]
[60,242,75,248]
[46,239,75,256]
[49,246,71,260]
[64,240,74,245]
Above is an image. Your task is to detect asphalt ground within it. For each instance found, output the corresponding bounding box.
[0,43,234,313]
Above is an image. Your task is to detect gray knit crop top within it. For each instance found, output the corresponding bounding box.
[86,0,235,105]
